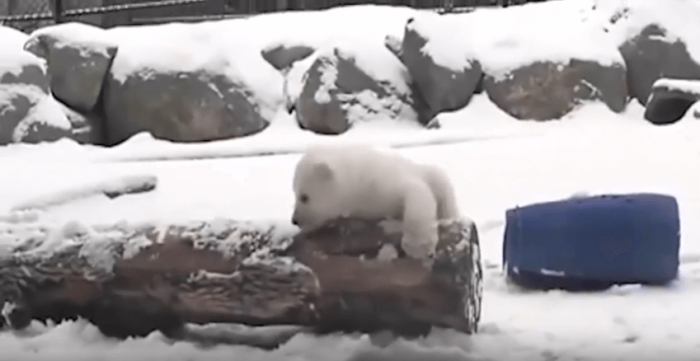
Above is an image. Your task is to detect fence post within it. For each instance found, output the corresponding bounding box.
[53,0,64,23]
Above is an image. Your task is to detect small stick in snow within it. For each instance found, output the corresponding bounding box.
[101,174,158,199]
[11,174,158,212]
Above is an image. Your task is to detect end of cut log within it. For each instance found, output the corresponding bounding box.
[0,216,482,342]
[289,217,483,336]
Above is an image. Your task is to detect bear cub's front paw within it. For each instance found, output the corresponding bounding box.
[401,232,438,261]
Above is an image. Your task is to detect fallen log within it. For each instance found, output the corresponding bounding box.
[0,217,482,341]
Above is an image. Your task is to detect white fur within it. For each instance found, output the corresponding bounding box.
[291,143,460,259]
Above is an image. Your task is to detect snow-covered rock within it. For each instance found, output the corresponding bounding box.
[484,59,627,121]
[253,5,420,68]
[644,78,700,125]
[294,39,427,134]
[100,20,286,146]
[396,13,483,121]
[253,5,431,131]
[400,1,628,121]
[25,22,119,114]
[605,0,700,105]
[0,26,92,146]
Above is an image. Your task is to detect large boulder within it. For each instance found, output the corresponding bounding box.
[24,22,119,114]
[0,26,96,145]
[477,3,629,120]
[618,25,700,106]
[644,78,700,124]
[483,59,627,121]
[392,14,483,121]
[101,21,285,146]
[250,5,428,132]
[608,0,700,105]
[292,41,428,134]
[400,2,630,121]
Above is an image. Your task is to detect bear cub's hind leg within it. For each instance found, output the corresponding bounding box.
[400,180,440,260]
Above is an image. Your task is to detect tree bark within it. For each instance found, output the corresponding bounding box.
[0,217,482,343]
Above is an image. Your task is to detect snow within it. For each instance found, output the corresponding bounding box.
[251,5,422,121]
[301,39,417,126]
[652,78,700,95]
[409,0,623,79]
[1,94,699,359]
[0,26,45,80]
[333,37,412,96]
[601,0,700,64]
[0,86,73,143]
[0,34,73,144]
[182,218,299,259]
[13,93,73,137]
[0,51,46,80]
[101,5,422,124]
[312,51,337,104]
[682,101,700,121]
[11,173,157,212]
[0,25,30,52]
[1,0,700,359]
[252,5,422,56]
[25,22,116,59]
[104,21,286,121]
[0,29,46,83]
[284,52,319,109]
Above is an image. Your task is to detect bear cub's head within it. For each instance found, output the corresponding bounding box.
[291,154,346,232]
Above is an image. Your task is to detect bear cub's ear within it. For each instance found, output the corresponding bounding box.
[313,161,334,181]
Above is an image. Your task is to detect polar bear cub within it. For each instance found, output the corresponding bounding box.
[291,142,460,260]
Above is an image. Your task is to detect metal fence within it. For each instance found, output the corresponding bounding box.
[0,0,548,33]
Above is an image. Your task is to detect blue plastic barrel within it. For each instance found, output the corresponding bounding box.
[503,193,680,291]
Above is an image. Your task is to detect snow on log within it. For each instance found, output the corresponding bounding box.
[0,217,482,342]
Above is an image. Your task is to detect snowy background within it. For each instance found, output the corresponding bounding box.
[2,0,700,360]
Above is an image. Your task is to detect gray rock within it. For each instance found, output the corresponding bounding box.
[0,50,83,145]
[99,21,285,146]
[24,22,119,113]
[261,43,315,71]
[58,103,106,145]
[483,59,628,121]
[0,58,49,93]
[295,54,347,134]
[644,78,700,124]
[397,17,483,121]
[295,45,423,135]
[102,71,270,146]
[619,24,700,105]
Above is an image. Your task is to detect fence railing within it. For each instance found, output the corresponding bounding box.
[0,0,546,33]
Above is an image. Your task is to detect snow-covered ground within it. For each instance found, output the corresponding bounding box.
[1,95,700,360]
[2,0,700,358]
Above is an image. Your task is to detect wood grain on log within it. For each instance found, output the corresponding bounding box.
[0,217,482,342]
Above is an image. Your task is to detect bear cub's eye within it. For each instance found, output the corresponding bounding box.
[299,194,309,204]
